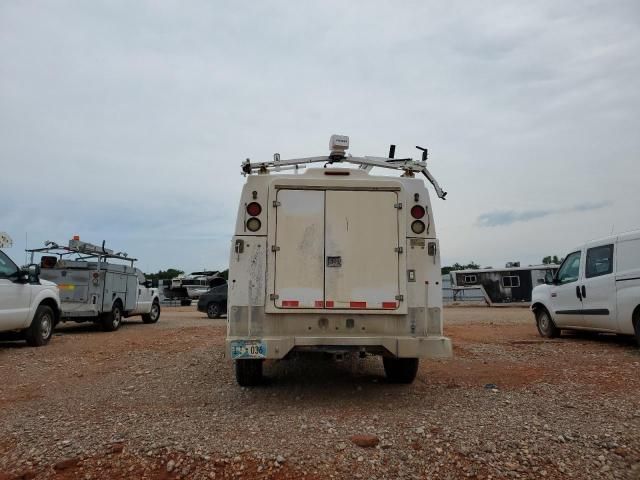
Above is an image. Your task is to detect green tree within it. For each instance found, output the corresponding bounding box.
[441,262,480,275]
[145,268,184,281]
[542,256,563,265]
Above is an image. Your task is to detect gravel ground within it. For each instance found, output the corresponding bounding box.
[1,306,639,480]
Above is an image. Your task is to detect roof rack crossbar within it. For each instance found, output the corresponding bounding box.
[241,154,447,200]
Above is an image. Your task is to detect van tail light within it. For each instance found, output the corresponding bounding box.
[411,220,426,234]
[246,202,262,216]
[246,218,261,232]
[411,205,425,219]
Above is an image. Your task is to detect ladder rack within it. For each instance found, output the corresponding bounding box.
[241,152,448,200]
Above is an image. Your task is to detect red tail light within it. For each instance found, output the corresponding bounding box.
[246,202,262,216]
[411,205,425,219]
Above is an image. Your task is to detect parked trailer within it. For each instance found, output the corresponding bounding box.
[450,264,559,306]
[27,238,160,331]
[227,135,452,386]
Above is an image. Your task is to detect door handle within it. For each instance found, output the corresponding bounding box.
[581,285,586,298]
[575,286,582,300]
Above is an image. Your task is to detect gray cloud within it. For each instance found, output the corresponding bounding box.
[477,202,610,227]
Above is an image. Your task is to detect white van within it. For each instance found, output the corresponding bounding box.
[531,229,640,344]
[226,136,452,385]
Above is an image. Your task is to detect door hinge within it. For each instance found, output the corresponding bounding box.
[394,202,403,209]
[394,246,403,253]
[271,245,280,252]
[395,294,404,301]
[270,293,279,300]
[272,200,281,207]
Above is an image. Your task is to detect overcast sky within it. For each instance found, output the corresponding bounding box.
[1,1,639,273]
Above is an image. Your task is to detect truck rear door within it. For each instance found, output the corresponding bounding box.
[273,189,401,310]
[273,190,325,308]
[324,191,400,310]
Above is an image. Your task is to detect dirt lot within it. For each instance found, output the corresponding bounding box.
[1,306,639,480]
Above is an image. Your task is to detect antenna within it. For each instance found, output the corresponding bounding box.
[415,146,428,161]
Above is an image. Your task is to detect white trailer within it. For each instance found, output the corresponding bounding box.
[227,135,452,385]
[27,238,160,331]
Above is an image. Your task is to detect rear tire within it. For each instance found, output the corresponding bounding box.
[383,357,419,384]
[24,305,54,347]
[142,301,161,324]
[102,302,123,332]
[535,307,559,338]
[207,302,222,319]
[235,359,263,386]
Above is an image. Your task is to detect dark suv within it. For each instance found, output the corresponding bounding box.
[197,278,228,319]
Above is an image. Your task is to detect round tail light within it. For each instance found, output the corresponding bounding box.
[246,217,261,232]
[246,202,262,217]
[411,205,425,219]
[411,220,426,234]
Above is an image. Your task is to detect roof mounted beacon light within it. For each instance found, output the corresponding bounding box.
[240,134,448,200]
[329,134,349,159]
[0,232,13,248]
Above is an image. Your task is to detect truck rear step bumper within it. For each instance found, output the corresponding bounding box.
[226,335,452,360]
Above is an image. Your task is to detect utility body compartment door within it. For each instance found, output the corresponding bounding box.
[324,191,401,310]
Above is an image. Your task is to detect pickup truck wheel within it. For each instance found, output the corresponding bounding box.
[207,302,222,319]
[235,359,263,386]
[142,301,161,324]
[633,309,640,347]
[24,305,54,347]
[383,357,419,384]
[535,307,559,338]
[102,303,123,332]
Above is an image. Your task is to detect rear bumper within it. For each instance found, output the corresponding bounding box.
[226,335,452,360]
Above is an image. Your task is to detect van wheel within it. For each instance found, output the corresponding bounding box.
[102,302,123,332]
[383,357,419,384]
[207,302,222,319]
[25,305,54,347]
[235,359,263,386]
[535,307,559,338]
[633,308,640,347]
[143,301,161,324]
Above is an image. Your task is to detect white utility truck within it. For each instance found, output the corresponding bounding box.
[227,135,452,385]
[0,232,61,346]
[531,229,640,345]
[27,238,161,331]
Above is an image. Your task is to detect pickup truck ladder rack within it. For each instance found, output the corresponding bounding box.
[241,151,448,200]
[26,239,137,266]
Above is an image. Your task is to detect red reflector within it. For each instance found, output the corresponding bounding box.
[350,301,367,308]
[325,300,334,308]
[314,300,324,308]
[382,302,397,309]
[411,205,425,219]
[281,300,299,307]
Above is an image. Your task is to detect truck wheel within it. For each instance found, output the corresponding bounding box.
[24,305,54,347]
[235,359,263,386]
[633,308,640,348]
[102,302,123,332]
[207,302,222,319]
[383,357,419,384]
[535,307,559,338]
[142,301,161,324]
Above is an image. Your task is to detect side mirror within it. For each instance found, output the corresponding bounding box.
[544,272,554,285]
[20,264,40,282]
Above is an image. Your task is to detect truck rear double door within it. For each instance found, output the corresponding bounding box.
[273,189,402,311]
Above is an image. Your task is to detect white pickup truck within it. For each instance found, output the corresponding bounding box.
[0,233,61,346]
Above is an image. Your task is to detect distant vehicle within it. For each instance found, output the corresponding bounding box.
[0,232,61,346]
[164,270,221,306]
[27,237,161,331]
[450,263,559,305]
[531,229,640,345]
[197,278,228,318]
[226,135,452,386]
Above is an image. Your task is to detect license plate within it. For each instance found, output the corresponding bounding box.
[231,340,266,359]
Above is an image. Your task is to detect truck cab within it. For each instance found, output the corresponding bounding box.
[0,233,61,346]
[227,136,452,385]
